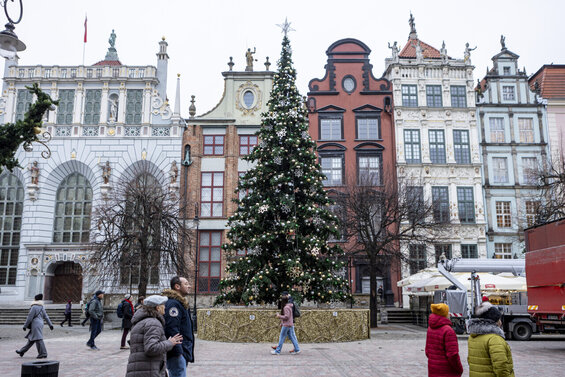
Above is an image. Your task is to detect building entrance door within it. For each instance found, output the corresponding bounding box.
[51,262,83,303]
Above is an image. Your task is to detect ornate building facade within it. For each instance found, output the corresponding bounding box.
[182,53,274,307]
[306,39,400,305]
[383,15,487,301]
[0,33,183,304]
[529,64,565,165]
[476,39,549,258]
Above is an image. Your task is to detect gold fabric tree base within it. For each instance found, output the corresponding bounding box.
[197,308,370,343]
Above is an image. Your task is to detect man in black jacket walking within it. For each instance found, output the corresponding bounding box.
[86,290,104,350]
[163,276,194,377]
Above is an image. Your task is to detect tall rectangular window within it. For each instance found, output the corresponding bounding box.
[198,231,221,293]
[238,172,252,201]
[200,172,223,217]
[56,89,75,125]
[522,157,538,185]
[453,130,470,164]
[357,118,379,139]
[86,69,93,78]
[434,244,452,264]
[492,157,509,183]
[525,201,539,227]
[239,135,257,155]
[358,154,381,185]
[426,85,442,107]
[518,118,534,143]
[409,245,427,275]
[450,86,467,108]
[432,186,449,223]
[429,130,446,164]
[125,89,143,125]
[15,89,34,121]
[404,129,421,163]
[60,69,67,78]
[407,186,424,224]
[321,155,343,186]
[461,244,478,258]
[489,118,505,142]
[402,85,418,107]
[203,135,224,155]
[457,187,475,224]
[320,118,342,140]
[503,67,511,75]
[494,243,512,259]
[44,68,51,78]
[83,89,101,125]
[496,201,512,228]
[502,86,515,101]
[328,200,347,242]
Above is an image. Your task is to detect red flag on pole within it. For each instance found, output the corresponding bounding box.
[84,15,87,43]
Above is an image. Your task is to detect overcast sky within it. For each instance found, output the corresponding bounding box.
[5,0,565,115]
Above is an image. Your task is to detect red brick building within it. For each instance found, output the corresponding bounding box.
[307,39,401,306]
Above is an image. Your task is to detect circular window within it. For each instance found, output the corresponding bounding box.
[343,76,356,93]
[243,90,255,109]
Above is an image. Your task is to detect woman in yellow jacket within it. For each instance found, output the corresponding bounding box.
[467,302,515,377]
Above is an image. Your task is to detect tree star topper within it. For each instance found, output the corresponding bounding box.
[277,18,295,37]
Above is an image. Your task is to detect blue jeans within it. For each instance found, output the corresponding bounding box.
[275,326,300,353]
[87,318,102,347]
[167,354,186,377]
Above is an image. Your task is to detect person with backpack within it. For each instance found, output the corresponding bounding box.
[271,294,300,355]
[81,296,90,326]
[118,293,134,350]
[272,291,301,353]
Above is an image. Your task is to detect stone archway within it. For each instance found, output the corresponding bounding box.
[49,262,83,303]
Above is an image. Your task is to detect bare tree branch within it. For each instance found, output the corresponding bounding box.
[88,170,192,296]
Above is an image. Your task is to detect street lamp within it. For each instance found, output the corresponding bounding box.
[192,205,199,331]
[0,0,26,59]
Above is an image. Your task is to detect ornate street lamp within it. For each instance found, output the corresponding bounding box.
[0,0,25,59]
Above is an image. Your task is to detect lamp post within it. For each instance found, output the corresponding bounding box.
[0,0,25,59]
[192,206,199,331]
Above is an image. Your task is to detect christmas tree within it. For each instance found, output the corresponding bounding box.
[215,29,351,306]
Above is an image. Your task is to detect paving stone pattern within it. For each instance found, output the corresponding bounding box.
[0,324,564,376]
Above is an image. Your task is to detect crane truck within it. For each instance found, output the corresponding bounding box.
[435,219,565,340]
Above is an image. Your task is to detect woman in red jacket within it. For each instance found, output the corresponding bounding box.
[425,303,463,377]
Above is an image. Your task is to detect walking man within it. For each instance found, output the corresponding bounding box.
[163,276,195,377]
[86,290,104,350]
[60,300,72,327]
[16,294,54,358]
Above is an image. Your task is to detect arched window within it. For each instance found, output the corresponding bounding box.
[53,173,93,243]
[0,174,24,285]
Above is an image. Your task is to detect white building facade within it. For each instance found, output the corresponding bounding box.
[0,33,184,304]
[476,40,549,258]
[384,16,487,286]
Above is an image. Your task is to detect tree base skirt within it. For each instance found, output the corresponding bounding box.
[196,308,370,343]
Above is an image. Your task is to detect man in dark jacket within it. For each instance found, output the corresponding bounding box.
[120,293,134,350]
[163,276,194,377]
[86,290,104,350]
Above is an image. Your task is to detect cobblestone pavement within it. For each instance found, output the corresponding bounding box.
[1,324,564,376]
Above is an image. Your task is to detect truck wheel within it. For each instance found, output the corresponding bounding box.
[512,323,532,341]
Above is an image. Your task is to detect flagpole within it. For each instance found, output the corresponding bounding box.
[82,13,87,66]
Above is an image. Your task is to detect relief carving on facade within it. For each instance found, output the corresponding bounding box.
[151,91,172,120]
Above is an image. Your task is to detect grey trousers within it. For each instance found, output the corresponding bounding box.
[18,339,47,357]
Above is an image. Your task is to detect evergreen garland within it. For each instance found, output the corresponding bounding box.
[0,83,58,173]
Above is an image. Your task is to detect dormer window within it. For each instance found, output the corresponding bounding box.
[502,86,515,101]
[503,67,511,75]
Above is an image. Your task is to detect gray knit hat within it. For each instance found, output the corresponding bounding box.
[144,295,168,307]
